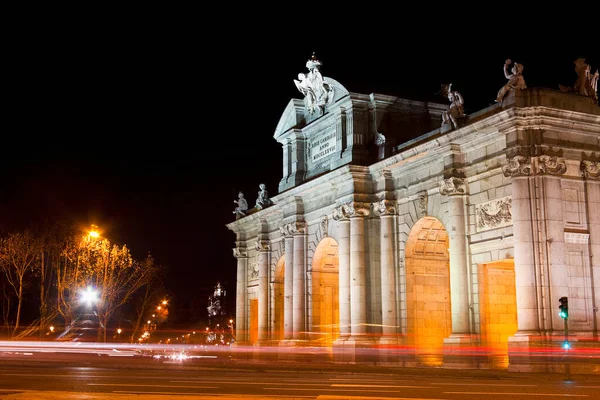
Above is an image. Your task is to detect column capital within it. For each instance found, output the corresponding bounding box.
[255,239,271,252]
[439,177,468,196]
[372,199,397,217]
[537,155,567,175]
[502,155,532,177]
[333,202,371,220]
[280,221,307,236]
[233,246,248,258]
[582,160,600,179]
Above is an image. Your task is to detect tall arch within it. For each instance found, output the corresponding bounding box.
[405,216,451,366]
[273,256,285,341]
[310,237,339,345]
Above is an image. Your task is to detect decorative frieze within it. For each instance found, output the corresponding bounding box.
[255,239,271,252]
[538,155,567,175]
[502,155,532,177]
[232,246,248,258]
[372,199,397,217]
[439,177,467,196]
[582,160,600,179]
[475,196,512,232]
[332,202,371,220]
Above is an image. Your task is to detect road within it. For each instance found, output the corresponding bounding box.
[2,359,600,399]
[1,342,600,399]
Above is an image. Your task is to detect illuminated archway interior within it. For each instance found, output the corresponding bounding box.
[311,237,339,345]
[405,216,451,366]
[273,256,285,340]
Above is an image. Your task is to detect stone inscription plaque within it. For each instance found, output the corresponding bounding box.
[311,130,336,163]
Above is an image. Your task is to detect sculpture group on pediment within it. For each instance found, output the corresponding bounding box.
[294,52,335,116]
[559,58,599,101]
[496,59,527,103]
[440,83,465,129]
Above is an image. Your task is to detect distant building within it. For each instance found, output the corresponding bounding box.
[207,282,228,325]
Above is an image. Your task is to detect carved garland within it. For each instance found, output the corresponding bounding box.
[582,160,600,179]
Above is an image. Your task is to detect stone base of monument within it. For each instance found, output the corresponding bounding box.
[442,334,483,369]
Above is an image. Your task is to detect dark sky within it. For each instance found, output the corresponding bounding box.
[2,16,597,324]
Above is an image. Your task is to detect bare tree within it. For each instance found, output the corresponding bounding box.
[0,231,40,336]
[129,254,163,343]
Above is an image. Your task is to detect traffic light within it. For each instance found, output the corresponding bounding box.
[558,296,569,319]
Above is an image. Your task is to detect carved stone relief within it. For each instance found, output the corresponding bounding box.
[502,155,532,177]
[333,202,371,220]
[582,160,600,179]
[538,155,567,175]
[372,199,397,217]
[249,262,259,280]
[439,177,467,196]
[475,196,512,232]
[255,239,271,252]
[320,216,329,237]
[232,246,248,258]
[416,191,428,217]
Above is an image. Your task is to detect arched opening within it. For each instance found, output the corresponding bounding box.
[273,256,285,341]
[405,216,451,366]
[479,259,517,369]
[311,237,339,345]
[249,298,258,345]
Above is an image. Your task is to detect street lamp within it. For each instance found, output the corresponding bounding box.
[80,286,99,307]
[89,224,100,239]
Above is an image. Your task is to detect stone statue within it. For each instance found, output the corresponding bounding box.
[294,52,335,115]
[496,59,527,103]
[255,183,273,210]
[233,191,248,217]
[560,58,599,101]
[440,83,465,129]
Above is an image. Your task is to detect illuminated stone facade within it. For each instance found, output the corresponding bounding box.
[227,78,600,371]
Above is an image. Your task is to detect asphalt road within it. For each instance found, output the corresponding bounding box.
[1,356,600,399]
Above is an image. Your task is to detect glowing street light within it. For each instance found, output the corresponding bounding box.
[80,286,99,307]
[49,326,55,332]
[117,328,122,334]
[162,300,168,305]
[89,224,100,239]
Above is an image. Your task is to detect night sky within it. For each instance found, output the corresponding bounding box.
[2,17,597,325]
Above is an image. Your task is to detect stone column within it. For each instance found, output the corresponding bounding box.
[279,225,295,340]
[348,202,371,338]
[333,206,351,338]
[582,161,600,334]
[255,239,270,343]
[440,177,470,335]
[373,200,398,341]
[233,244,248,344]
[502,156,539,333]
[291,222,307,340]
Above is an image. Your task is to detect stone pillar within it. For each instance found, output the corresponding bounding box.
[373,200,398,341]
[279,225,295,341]
[291,222,307,340]
[347,203,371,338]
[333,206,351,338]
[256,239,270,343]
[440,177,470,334]
[503,156,539,334]
[233,244,248,344]
[582,161,600,334]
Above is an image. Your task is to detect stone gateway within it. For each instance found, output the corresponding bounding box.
[227,55,600,372]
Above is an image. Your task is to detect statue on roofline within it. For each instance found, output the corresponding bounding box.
[440,83,465,130]
[294,52,335,115]
[496,59,527,103]
[559,57,598,101]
